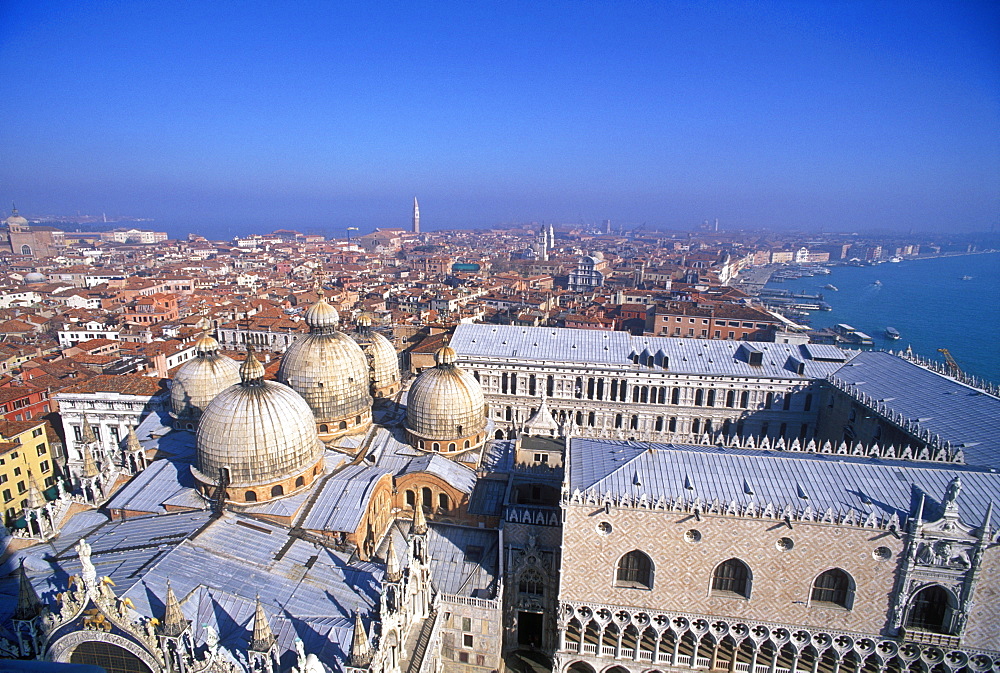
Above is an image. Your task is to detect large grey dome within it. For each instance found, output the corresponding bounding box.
[194,351,323,500]
[278,296,372,435]
[406,346,487,453]
[170,337,241,423]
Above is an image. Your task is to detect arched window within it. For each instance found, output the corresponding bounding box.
[811,569,853,608]
[271,484,284,497]
[712,558,751,597]
[295,476,305,487]
[448,442,456,451]
[244,491,257,502]
[464,440,470,448]
[671,388,680,405]
[405,490,415,507]
[616,550,653,589]
[319,424,329,433]
[519,569,545,596]
[422,487,433,509]
[694,389,704,406]
[906,585,954,633]
[432,442,440,451]
[71,640,153,673]
[438,493,449,511]
[20,245,32,256]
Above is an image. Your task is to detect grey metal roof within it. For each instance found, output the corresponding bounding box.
[104,459,203,515]
[467,478,508,516]
[300,464,392,532]
[831,351,1000,467]
[4,509,381,673]
[451,323,855,379]
[402,454,478,493]
[426,523,498,598]
[568,437,1000,529]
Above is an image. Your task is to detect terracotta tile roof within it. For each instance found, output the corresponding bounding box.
[57,374,168,396]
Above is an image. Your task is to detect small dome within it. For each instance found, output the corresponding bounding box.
[24,272,45,283]
[170,346,241,421]
[406,352,486,451]
[435,346,457,366]
[304,292,339,330]
[194,353,323,495]
[356,313,373,328]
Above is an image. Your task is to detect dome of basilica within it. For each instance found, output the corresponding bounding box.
[405,345,487,454]
[170,326,241,425]
[194,350,324,503]
[353,315,401,399]
[278,293,372,437]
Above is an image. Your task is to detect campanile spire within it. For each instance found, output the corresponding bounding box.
[412,197,420,234]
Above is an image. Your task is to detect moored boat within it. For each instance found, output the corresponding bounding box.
[885,326,900,340]
[823,283,838,291]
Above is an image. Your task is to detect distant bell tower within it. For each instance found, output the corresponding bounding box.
[412,197,420,234]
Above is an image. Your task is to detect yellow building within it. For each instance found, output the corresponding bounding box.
[0,419,54,525]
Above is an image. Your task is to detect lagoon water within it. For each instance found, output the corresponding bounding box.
[764,252,1000,383]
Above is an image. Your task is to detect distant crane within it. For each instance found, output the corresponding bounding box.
[937,348,961,376]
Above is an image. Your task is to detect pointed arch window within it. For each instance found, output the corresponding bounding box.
[712,558,751,597]
[518,568,545,596]
[616,550,653,589]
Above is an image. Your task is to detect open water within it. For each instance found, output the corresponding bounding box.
[764,252,1000,383]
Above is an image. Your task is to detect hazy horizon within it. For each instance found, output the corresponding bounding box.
[3,2,998,234]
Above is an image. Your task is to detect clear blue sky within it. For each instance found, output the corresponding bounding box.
[2,1,998,236]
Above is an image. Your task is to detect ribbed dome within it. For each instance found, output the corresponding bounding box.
[367,331,401,393]
[170,350,241,421]
[278,297,372,430]
[194,374,322,489]
[304,293,339,330]
[406,348,486,444]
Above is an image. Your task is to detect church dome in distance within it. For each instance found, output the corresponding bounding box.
[5,206,28,228]
[278,294,372,437]
[405,344,487,454]
[194,349,324,504]
[24,271,45,283]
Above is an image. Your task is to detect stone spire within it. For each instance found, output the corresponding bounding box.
[249,595,276,653]
[385,535,402,582]
[81,415,97,444]
[412,197,420,234]
[159,581,188,637]
[412,500,427,535]
[13,560,41,621]
[350,611,372,667]
[127,425,142,454]
[81,441,99,479]
[24,472,44,510]
[523,393,558,436]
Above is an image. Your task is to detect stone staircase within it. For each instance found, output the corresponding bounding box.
[405,608,439,673]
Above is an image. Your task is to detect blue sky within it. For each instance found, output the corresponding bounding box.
[1,1,998,236]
